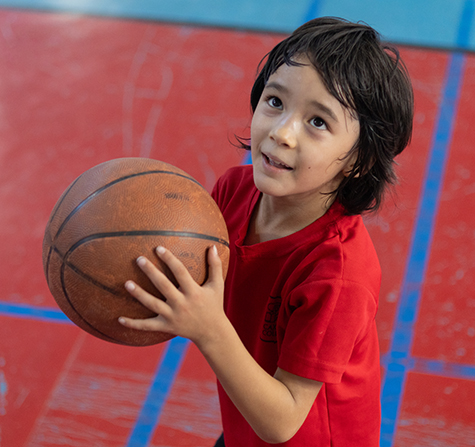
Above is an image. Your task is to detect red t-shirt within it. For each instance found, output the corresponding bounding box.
[211,165,381,447]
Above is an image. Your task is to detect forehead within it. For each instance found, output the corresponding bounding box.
[266,54,357,117]
[265,58,326,95]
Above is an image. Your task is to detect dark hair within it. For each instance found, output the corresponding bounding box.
[242,17,414,215]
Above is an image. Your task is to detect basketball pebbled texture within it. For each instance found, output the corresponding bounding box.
[42,158,230,346]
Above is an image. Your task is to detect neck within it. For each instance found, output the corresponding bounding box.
[244,193,333,245]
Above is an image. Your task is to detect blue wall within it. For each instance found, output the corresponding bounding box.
[0,0,474,51]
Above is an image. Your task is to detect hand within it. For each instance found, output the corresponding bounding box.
[119,245,226,345]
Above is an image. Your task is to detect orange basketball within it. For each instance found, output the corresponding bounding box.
[42,158,229,346]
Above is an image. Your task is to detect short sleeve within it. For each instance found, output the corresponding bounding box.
[277,279,378,383]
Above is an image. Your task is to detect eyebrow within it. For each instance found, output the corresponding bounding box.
[265,81,340,123]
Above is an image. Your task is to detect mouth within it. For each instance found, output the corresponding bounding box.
[263,153,293,171]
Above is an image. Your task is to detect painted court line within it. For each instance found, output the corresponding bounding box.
[379,48,468,447]
[412,358,475,380]
[0,301,71,323]
[125,336,190,447]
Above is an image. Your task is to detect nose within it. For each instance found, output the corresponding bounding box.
[269,115,298,148]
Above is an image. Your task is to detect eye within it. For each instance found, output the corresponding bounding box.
[311,117,327,130]
[266,96,283,109]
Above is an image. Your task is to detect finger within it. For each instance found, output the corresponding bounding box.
[206,245,224,285]
[118,315,171,333]
[135,256,183,302]
[155,246,197,292]
[124,279,171,317]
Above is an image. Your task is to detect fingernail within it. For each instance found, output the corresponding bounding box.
[118,317,126,325]
[156,246,166,255]
[125,281,135,291]
[137,257,146,267]
[212,245,218,255]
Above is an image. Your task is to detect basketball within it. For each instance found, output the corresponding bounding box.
[42,158,230,346]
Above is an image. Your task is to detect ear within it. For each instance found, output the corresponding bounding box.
[343,151,359,178]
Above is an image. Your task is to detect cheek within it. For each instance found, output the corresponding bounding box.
[250,113,262,138]
[250,122,266,153]
[250,104,270,137]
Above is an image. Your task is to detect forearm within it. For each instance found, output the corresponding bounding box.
[195,317,318,444]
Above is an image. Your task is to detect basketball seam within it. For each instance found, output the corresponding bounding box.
[59,255,125,344]
[57,244,123,296]
[70,230,230,248]
[43,175,82,283]
[58,229,229,296]
[58,251,152,346]
[56,245,131,344]
[52,170,203,243]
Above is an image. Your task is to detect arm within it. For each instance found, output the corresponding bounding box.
[119,246,322,444]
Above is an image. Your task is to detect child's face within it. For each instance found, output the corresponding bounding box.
[250,57,360,213]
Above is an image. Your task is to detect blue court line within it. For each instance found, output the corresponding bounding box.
[412,358,475,380]
[0,301,71,323]
[379,11,471,447]
[381,354,475,381]
[126,336,190,447]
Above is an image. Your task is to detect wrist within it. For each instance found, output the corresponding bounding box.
[193,314,236,358]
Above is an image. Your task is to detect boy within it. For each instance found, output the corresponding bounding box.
[119,17,414,446]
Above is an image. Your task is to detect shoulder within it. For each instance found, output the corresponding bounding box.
[333,212,380,284]
[212,164,254,209]
[284,205,381,301]
[291,202,378,265]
